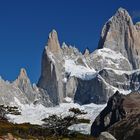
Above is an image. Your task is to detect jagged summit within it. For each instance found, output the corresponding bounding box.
[98,7,140,69]
[116,7,130,16]
[47,29,61,53]
[107,7,132,23]
[114,7,132,23]
[18,68,28,78]
[62,42,68,49]
[83,48,90,56]
[135,22,140,30]
[48,29,58,39]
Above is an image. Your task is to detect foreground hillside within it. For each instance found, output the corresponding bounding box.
[0,92,139,140]
[108,93,140,140]
[91,92,140,140]
[0,120,95,140]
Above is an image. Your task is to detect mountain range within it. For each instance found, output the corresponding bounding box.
[0,8,140,107]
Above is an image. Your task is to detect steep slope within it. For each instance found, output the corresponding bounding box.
[90,91,140,140]
[38,30,65,105]
[108,93,140,140]
[0,68,52,107]
[98,8,140,69]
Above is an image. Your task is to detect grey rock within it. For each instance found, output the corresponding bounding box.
[38,30,65,105]
[98,132,116,140]
[89,48,132,71]
[13,68,36,102]
[91,91,126,137]
[74,75,114,104]
[0,76,29,106]
[83,48,90,57]
[98,8,140,69]
[0,68,52,107]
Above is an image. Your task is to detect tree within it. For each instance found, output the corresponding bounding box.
[42,108,90,136]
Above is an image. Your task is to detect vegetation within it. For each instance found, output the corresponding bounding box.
[0,107,95,139]
[42,108,90,137]
[0,120,95,139]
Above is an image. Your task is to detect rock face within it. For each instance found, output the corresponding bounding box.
[90,91,126,137]
[0,69,52,107]
[91,91,140,140]
[37,8,140,105]
[108,93,140,140]
[13,68,36,102]
[97,132,116,140]
[38,30,64,105]
[98,8,140,69]
[89,48,132,71]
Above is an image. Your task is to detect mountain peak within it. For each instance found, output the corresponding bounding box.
[49,29,58,39]
[97,8,140,69]
[115,7,131,20]
[135,22,140,30]
[47,29,61,53]
[117,7,128,13]
[83,48,90,56]
[109,7,133,24]
[19,68,28,78]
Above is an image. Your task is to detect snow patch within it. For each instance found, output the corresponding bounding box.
[7,103,106,134]
[47,51,56,64]
[65,59,97,80]
[92,48,131,69]
[64,97,73,103]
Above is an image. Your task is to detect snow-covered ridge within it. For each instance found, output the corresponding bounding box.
[103,67,140,75]
[64,59,97,80]
[91,48,131,70]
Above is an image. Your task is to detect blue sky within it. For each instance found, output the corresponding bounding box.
[0,0,140,83]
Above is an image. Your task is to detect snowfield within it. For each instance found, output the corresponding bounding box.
[7,101,106,134]
[65,59,97,80]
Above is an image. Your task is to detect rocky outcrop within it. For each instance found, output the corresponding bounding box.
[90,91,126,137]
[97,132,116,140]
[13,68,36,102]
[83,48,90,57]
[38,30,97,105]
[0,76,29,106]
[98,8,140,69]
[89,48,132,71]
[74,75,114,104]
[108,93,140,140]
[91,91,140,140]
[0,68,52,107]
[37,30,65,105]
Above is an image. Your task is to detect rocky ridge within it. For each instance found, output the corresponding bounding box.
[0,68,52,107]
[38,8,140,105]
[0,8,140,106]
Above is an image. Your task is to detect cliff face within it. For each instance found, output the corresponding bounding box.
[0,68,52,107]
[37,30,64,105]
[98,8,140,69]
[91,91,140,140]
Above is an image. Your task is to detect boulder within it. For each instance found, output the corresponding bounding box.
[97,132,116,140]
